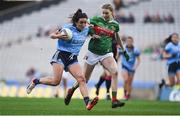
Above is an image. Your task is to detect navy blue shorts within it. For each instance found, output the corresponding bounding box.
[122,65,135,76]
[168,62,180,77]
[50,50,78,71]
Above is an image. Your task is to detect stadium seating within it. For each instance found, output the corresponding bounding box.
[0,0,179,91]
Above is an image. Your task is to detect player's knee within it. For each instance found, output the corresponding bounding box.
[108,66,118,75]
[52,78,60,86]
[125,79,128,84]
[111,69,118,76]
[76,75,86,84]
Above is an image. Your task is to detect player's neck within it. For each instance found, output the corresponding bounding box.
[103,17,113,22]
[73,24,82,32]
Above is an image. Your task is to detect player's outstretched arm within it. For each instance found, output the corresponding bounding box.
[162,50,176,59]
[114,32,124,51]
[50,30,68,40]
[114,32,129,61]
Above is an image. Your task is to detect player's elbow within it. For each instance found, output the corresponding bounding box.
[76,75,86,84]
[162,52,169,59]
[50,32,59,39]
[50,34,57,39]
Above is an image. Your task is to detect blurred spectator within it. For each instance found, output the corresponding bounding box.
[15,38,23,45]
[165,13,175,23]
[144,12,175,24]
[25,35,32,41]
[115,11,127,23]
[127,12,135,23]
[144,12,151,23]
[113,0,143,10]
[5,41,12,48]
[152,12,163,23]
[44,27,51,36]
[36,27,43,37]
[126,0,139,5]
[26,67,41,83]
[115,11,135,23]
[113,0,125,10]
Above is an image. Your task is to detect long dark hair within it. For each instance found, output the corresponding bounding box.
[164,33,178,46]
[72,9,88,26]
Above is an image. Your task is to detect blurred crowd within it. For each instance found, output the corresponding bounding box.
[115,12,135,23]
[115,12,175,24]
[113,0,151,10]
[0,0,176,50]
[144,12,175,24]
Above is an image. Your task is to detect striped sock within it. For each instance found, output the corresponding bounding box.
[84,97,90,105]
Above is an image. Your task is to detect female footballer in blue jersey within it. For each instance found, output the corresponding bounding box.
[163,33,180,86]
[26,9,98,110]
[119,36,141,100]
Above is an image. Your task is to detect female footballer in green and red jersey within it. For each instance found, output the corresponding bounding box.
[65,4,129,108]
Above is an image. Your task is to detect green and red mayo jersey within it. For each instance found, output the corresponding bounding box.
[88,16,119,55]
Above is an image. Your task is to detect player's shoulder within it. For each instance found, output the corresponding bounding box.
[134,46,140,51]
[166,42,174,48]
[83,26,89,33]
[134,47,141,54]
[63,23,73,29]
[91,15,101,19]
[178,42,180,46]
[91,16,106,22]
[63,23,80,33]
[109,19,119,30]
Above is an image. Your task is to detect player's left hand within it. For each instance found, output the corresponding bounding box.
[123,51,130,61]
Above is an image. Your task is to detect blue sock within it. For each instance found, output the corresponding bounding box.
[33,79,40,85]
[84,97,90,105]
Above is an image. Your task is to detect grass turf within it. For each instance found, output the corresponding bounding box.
[0,97,180,115]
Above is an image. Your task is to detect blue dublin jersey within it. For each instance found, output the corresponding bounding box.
[57,24,89,55]
[119,46,141,70]
[165,42,180,65]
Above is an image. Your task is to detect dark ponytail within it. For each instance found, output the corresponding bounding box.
[72,9,88,25]
[164,35,172,45]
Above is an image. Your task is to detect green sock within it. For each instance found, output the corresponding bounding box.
[112,91,117,102]
[112,91,117,96]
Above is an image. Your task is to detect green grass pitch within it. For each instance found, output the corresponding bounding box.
[0,97,180,115]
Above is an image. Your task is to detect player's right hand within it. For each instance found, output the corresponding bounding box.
[92,34,101,39]
[50,31,68,39]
